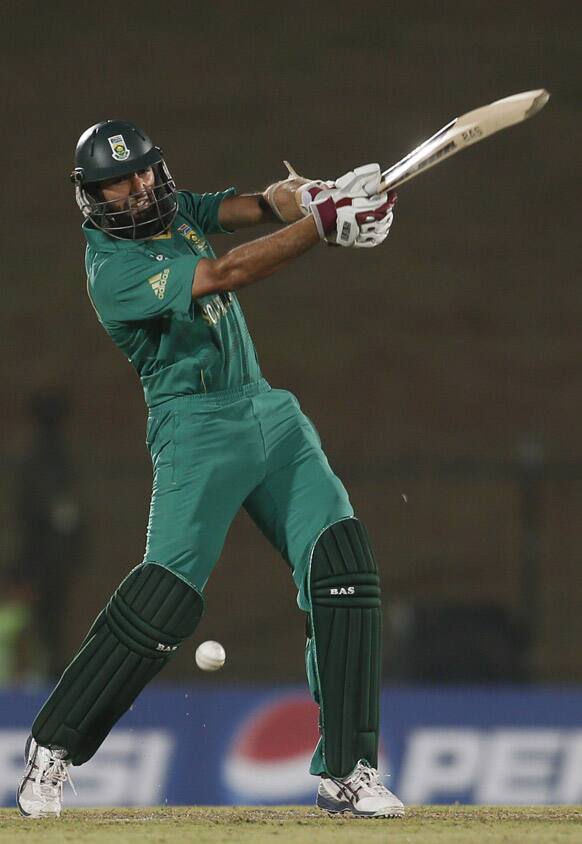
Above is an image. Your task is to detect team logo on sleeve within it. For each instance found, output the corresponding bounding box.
[178,223,207,252]
[107,134,131,161]
[148,267,170,299]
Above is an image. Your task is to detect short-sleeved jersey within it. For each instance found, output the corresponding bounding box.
[85,189,262,407]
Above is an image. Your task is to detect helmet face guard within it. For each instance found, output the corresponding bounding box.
[71,121,178,240]
[73,159,178,240]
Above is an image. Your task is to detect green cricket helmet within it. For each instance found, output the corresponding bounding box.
[71,120,178,240]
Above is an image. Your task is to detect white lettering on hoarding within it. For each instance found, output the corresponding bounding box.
[4,725,582,807]
[0,730,174,807]
[399,728,582,804]
[555,731,582,803]
[476,729,561,804]
[399,728,482,802]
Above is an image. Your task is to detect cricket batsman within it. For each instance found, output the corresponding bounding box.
[17,121,404,819]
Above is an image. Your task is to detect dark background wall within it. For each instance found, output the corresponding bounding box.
[1,1,580,682]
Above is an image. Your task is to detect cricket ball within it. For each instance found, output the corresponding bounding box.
[195,640,226,671]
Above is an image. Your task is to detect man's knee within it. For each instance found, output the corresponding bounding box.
[33,563,204,765]
[310,518,380,603]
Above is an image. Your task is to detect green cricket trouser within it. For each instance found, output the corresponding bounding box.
[143,379,353,609]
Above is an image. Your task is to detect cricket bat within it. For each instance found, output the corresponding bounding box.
[377,89,550,192]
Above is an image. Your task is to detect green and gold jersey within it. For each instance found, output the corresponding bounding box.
[85,189,262,407]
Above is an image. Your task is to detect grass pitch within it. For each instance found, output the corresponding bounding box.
[1,806,581,843]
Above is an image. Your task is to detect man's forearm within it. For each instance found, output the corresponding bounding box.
[193,216,320,298]
[219,171,312,230]
[218,193,280,229]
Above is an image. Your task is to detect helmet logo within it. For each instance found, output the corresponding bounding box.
[107,134,130,161]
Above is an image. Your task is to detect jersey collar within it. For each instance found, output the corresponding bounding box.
[82,220,146,252]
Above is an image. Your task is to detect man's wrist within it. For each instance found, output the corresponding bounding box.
[264,175,313,223]
[309,193,338,239]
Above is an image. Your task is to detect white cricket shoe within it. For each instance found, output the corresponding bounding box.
[317,759,405,818]
[17,735,75,818]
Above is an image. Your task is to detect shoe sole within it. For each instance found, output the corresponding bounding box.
[317,795,405,819]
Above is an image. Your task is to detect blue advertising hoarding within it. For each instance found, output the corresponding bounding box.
[1,686,582,807]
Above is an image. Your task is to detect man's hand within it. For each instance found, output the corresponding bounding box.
[300,163,397,248]
[360,192,397,249]
[299,163,383,211]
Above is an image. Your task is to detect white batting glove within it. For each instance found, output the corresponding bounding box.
[308,176,396,249]
[351,201,395,249]
[332,163,383,198]
[298,163,383,215]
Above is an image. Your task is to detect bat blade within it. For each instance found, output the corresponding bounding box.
[377,89,550,193]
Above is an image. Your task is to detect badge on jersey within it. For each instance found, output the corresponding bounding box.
[108,134,131,161]
[178,223,207,252]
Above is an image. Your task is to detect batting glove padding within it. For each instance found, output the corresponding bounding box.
[349,199,396,249]
[309,189,397,248]
[301,163,397,248]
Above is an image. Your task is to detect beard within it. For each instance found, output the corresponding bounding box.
[88,163,178,240]
[102,185,176,239]
[126,187,156,217]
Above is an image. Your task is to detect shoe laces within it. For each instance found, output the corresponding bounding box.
[35,748,77,798]
[340,760,392,798]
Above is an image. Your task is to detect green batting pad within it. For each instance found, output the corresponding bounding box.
[32,563,203,765]
[308,519,382,777]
